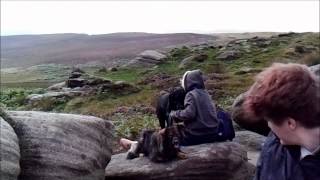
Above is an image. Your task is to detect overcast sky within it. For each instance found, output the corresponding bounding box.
[1,0,319,36]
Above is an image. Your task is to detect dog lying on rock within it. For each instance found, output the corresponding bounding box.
[126,124,187,162]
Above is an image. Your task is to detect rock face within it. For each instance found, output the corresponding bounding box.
[47,82,66,91]
[26,70,140,110]
[216,50,241,60]
[126,50,167,67]
[234,67,261,75]
[26,91,82,103]
[179,53,208,69]
[231,93,270,136]
[0,118,21,180]
[105,142,255,180]
[140,50,166,60]
[233,131,266,166]
[5,111,114,180]
[66,78,88,88]
[248,37,271,48]
[233,131,266,151]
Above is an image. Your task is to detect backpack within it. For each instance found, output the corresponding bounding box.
[216,107,235,141]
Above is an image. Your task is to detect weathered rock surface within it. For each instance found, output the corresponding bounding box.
[216,50,241,60]
[0,117,21,180]
[26,91,82,103]
[126,50,167,67]
[233,131,266,151]
[66,78,88,88]
[234,67,261,75]
[27,72,139,110]
[248,37,271,48]
[105,142,255,180]
[179,53,208,69]
[231,93,270,136]
[140,50,167,60]
[47,82,67,91]
[5,111,114,180]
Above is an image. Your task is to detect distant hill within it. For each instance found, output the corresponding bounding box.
[1,32,217,68]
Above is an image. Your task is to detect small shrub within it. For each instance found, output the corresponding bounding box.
[169,46,192,61]
[113,113,159,140]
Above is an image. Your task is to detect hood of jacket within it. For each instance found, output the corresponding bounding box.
[181,70,205,92]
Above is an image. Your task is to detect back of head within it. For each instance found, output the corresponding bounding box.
[181,70,205,92]
[244,63,320,128]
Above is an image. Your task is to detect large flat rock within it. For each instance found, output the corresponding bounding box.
[105,142,255,180]
[0,117,21,180]
[5,110,114,180]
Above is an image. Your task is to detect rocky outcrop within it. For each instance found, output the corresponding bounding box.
[234,131,266,151]
[216,50,241,60]
[105,142,255,180]
[2,110,114,180]
[66,78,88,88]
[278,32,296,37]
[47,82,66,91]
[99,81,140,95]
[0,117,21,180]
[178,53,208,69]
[233,131,266,165]
[126,50,167,67]
[248,37,271,48]
[26,70,140,110]
[234,67,262,75]
[231,93,270,136]
[26,91,82,103]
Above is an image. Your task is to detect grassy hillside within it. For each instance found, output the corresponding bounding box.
[1,32,319,146]
[1,33,216,68]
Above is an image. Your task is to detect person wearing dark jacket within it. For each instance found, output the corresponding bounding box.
[169,70,220,146]
[233,63,320,180]
[119,70,232,153]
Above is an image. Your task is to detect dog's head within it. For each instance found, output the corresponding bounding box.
[137,124,185,162]
[168,87,186,111]
[163,123,185,149]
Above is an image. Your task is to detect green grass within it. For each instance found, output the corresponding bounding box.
[1,64,70,88]
[112,113,159,139]
[63,87,158,117]
[2,32,319,140]
[0,88,45,110]
[1,81,60,89]
[94,67,147,83]
[153,61,184,75]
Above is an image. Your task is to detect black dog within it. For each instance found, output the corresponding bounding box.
[126,124,186,162]
[156,87,186,129]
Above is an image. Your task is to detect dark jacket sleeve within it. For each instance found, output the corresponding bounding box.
[170,93,196,122]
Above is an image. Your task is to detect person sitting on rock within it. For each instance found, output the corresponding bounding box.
[120,69,233,152]
[168,69,224,146]
[239,63,320,180]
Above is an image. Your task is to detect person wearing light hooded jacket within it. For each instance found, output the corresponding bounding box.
[169,70,220,146]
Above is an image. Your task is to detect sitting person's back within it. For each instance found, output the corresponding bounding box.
[170,70,220,146]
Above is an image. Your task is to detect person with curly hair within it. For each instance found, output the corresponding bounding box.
[236,63,320,180]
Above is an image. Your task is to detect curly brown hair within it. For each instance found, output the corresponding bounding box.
[244,63,320,128]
